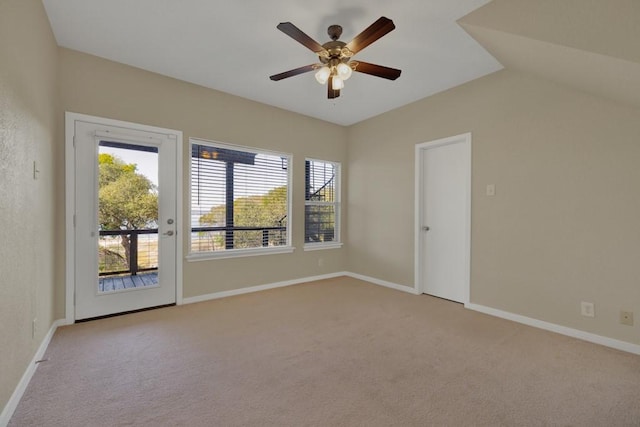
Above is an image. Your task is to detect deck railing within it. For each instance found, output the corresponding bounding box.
[191,225,287,252]
[99,229,159,276]
[100,226,288,275]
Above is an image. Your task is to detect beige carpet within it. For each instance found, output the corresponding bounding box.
[9,277,640,426]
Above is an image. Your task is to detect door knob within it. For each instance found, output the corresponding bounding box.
[163,230,174,236]
[422,226,430,231]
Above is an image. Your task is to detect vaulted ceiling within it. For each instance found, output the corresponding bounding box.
[41,0,502,125]
[42,0,639,126]
[459,0,640,111]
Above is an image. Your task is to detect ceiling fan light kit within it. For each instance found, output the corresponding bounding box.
[314,66,331,84]
[270,17,402,99]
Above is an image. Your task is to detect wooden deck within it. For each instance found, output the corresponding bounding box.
[99,272,158,292]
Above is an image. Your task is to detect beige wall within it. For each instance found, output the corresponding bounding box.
[348,69,640,345]
[0,0,59,411]
[57,48,349,302]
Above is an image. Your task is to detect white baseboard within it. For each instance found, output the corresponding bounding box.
[0,319,69,427]
[182,272,347,305]
[182,271,418,305]
[344,272,420,295]
[466,303,640,355]
[343,274,640,355]
[180,272,640,356]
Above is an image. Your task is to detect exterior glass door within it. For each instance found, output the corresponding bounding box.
[73,119,177,320]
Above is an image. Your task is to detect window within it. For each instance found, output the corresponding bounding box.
[305,159,341,249]
[189,139,292,259]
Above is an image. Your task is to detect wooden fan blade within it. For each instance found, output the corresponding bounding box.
[277,22,326,53]
[328,76,340,99]
[353,61,401,80]
[345,17,395,54]
[270,64,317,81]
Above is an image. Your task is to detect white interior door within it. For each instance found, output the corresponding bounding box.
[417,134,470,303]
[73,118,178,320]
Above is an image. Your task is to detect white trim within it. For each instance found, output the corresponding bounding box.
[0,319,69,427]
[350,271,640,355]
[344,272,420,295]
[181,270,640,355]
[414,133,472,303]
[303,242,344,251]
[185,246,295,262]
[413,142,421,295]
[466,303,640,355]
[175,131,184,305]
[65,112,183,321]
[182,272,418,305]
[182,272,346,304]
[65,114,75,323]
[187,137,294,259]
[304,158,342,246]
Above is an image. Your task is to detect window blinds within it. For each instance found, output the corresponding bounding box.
[191,142,290,252]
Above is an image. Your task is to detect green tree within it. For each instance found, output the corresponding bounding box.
[98,153,158,267]
[200,186,287,249]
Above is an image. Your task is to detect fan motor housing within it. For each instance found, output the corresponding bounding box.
[319,41,352,64]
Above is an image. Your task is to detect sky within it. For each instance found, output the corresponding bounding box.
[99,145,158,186]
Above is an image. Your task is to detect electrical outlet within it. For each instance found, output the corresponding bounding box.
[581,302,595,317]
[620,311,634,326]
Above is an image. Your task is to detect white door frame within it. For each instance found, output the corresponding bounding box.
[65,112,184,323]
[414,132,471,303]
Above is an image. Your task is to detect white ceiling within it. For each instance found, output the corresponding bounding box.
[42,0,503,126]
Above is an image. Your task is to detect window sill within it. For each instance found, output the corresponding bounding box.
[303,242,343,251]
[186,246,295,262]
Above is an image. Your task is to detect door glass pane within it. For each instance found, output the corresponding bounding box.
[97,141,159,293]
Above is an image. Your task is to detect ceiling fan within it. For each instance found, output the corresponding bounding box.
[269,17,401,99]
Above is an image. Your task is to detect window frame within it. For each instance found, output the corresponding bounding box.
[186,138,294,261]
[303,158,342,251]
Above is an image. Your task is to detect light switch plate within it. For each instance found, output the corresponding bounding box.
[486,184,495,196]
